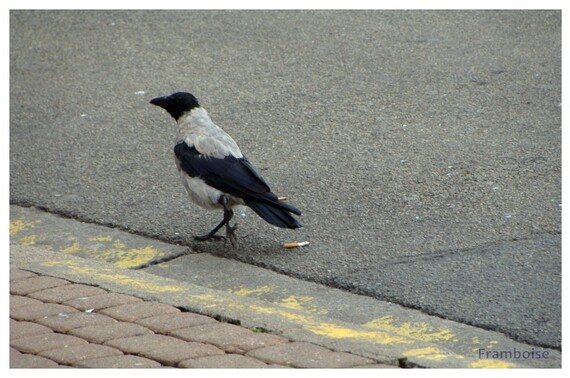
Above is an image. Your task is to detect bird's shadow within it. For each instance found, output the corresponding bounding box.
[172,230,291,259]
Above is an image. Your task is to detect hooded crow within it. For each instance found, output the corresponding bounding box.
[150,92,303,246]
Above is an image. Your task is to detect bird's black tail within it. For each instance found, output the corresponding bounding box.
[244,198,303,229]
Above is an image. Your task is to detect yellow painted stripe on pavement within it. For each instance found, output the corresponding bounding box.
[469,359,517,368]
[364,315,457,343]
[40,260,184,293]
[10,219,40,236]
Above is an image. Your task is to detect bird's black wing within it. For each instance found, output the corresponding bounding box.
[174,140,303,227]
[174,141,273,200]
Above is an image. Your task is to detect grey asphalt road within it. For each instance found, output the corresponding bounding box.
[10,10,561,348]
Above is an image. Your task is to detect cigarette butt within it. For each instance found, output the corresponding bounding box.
[278,196,288,201]
[283,241,310,249]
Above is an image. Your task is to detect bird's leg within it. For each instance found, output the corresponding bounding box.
[225,215,237,247]
[219,195,238,247]
[193,195,237,246]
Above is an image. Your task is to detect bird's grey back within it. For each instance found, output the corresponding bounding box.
[177,107,243,159]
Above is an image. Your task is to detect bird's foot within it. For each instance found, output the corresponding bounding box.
[226,223,238,247]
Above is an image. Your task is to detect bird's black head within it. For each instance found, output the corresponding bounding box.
[150,92,201,121]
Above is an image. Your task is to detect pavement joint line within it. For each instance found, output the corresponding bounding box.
[131,248,195,270]
[9,205,561,368]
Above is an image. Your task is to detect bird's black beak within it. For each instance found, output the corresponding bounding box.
[150,96,167,108]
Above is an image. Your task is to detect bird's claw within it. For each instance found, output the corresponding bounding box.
[194,223,237,247]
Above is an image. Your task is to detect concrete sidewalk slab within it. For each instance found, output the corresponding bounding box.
[10,205,191,269]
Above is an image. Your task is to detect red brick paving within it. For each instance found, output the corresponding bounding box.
[63,292,143,311]
[245,341,375,368]
[170,322,290,354]
[10,268,396,368]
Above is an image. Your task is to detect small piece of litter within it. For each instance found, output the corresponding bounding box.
[278,196,288,201]
[85,308,95,313]
[283,241,310,249]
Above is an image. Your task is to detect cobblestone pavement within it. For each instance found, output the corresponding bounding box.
[10,268,396,368]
